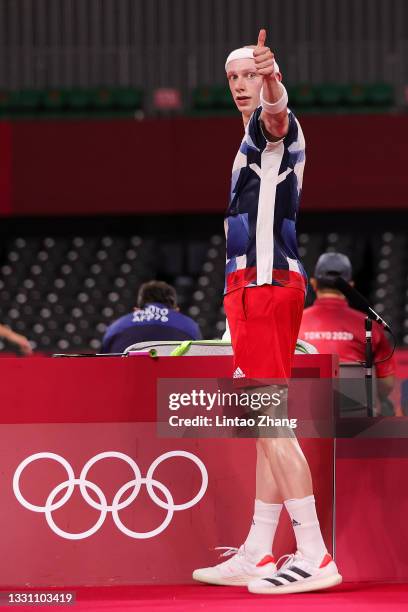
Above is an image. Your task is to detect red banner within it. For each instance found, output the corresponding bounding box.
[0,114,407,216]
[0,355,334,586]
[0,354,406,583]
[4,424,333,586]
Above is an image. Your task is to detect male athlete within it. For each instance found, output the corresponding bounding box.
[193,30,342,594]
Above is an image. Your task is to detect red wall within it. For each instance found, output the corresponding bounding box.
[0,122,12,215]
[0,354,406,584]
[1,114,408,216]
[0,354,334,586]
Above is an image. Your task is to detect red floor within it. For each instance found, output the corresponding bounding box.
[13,583,408,611]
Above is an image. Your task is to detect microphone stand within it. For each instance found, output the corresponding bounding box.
[320,274,392,418]
[365,318,374,417]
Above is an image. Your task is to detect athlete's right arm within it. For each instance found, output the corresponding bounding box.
[254,29,289,141]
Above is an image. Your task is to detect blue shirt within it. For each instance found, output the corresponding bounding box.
[102,302,202,353]
[225,107,307,294]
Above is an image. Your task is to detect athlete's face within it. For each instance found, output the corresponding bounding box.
[226,58,262,118]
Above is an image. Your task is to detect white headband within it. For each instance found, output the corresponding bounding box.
[225,47,279,73]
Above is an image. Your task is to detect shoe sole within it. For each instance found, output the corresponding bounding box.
[192,571,259,587]
[248,573,343,595]
[193,565,277,586]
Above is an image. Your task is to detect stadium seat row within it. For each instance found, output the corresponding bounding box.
[0,82,394,117]
[192,82,395,114]
[0,230,406,353]
[0,87,143,115]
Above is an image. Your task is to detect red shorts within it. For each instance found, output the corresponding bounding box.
[223,285,304,385]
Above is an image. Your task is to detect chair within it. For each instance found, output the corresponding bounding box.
[43,89,68,112]
[315,84,344,108]
[290,84,316,109]
[113,87,143,110]
[343,84,367,108]
[66,88,92,112]
[192,86,217,111]
[366,83,394,108]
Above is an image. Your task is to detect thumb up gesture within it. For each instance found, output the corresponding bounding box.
[253,29,277,80]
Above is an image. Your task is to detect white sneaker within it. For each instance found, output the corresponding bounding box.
[192,546,277,586]
[248,551,342,594]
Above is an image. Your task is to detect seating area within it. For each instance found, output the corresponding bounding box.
[0,234,154,352]
[190,82,396,115]
[0,222,406,354]
[0,82,395,118]
[0,87,144,118]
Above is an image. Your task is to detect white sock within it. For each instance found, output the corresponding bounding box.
[284,495,328,563]
[244,499,282,559]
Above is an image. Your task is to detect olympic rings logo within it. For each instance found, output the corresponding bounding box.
[13,451,208,540]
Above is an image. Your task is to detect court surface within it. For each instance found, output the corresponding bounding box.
[16,583,407,611]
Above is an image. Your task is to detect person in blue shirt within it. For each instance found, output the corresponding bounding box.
[102,280,202,353]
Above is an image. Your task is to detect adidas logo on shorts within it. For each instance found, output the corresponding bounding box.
[233,367,246,379]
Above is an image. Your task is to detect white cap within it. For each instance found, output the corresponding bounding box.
[225,47,279,73]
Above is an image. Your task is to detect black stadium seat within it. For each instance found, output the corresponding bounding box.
[0,228,406,352]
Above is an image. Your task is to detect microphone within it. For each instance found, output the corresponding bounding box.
[318,274,391,331]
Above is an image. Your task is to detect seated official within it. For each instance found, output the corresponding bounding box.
[299,252,397,414]
[102,280,202,353]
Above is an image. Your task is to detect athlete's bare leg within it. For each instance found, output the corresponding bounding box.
[248,385,313,501]
[255,439,284,503]
[258,437,313,501]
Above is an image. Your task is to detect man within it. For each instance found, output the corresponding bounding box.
[0,323,32,354]
[299,252,397,414]
[193,30,341,594]
[102,280,201,353]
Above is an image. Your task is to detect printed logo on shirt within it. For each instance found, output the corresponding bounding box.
[292,518,301,527]
[304,331,354,341]
[132,305,169,323]
[233,367,246,379]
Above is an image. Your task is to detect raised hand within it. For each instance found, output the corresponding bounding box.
[253,28,277,80]
[257,28,266,47]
